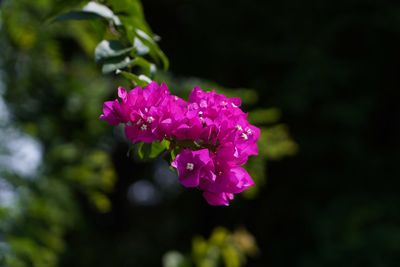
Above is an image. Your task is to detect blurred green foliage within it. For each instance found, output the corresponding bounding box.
[0,0,120,265]
[163,227,258,267]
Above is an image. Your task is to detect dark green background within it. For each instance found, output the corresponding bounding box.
[140,1,400,266]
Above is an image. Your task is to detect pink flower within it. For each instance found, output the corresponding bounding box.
[156,94,187,139]
[100,100,124,125]
[200,166,253,206]
[101,83,260,206]
[171,149,215,188]
[187,87,243,122]
[199,144,254,195]
[203,192,234,206]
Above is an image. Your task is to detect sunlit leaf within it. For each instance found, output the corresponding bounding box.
[51,1,121,26]
[134,37,150,55]
[130,57,156,76]
[101,56,131,74]
[135,140,169,161]
[82,1,121,26]
[136,29,169,70]
[107,0,153,35]
[95,40,134,63]
[117,71,150,86]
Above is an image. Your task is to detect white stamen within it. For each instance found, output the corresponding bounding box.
[200,100,207,108]
[140,124,147,131]
[146,116,154,123]
[241,133,248,140]
[186,163,194,171]
[198,111,203,116]
[235,125,243,131]
[144,108,149,113]
[246,128,252,135]
[232,103,238,108]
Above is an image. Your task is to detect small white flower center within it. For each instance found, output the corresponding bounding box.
[235,125,243,131]
[231,103,238,108]
[198,111,203,116]
[246,128,252,135]
[241,133,248,140]
[200,100,207,108]
[146,116,154,123]
[144,108,149,113]
[186,163,194,171]
[140,124,148,131]
[220,101,227,107]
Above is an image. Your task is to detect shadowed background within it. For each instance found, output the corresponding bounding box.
[141,1,400,265]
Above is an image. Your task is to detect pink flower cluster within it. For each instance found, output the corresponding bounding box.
[100,82,260,206]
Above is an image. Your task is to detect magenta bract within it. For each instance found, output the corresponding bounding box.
[100,81,260,206]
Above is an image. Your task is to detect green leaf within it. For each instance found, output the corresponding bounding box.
[243,156,266,199]
[133,37,150,56]
[101,56,132,74]
[101,55,155,76]
[170,147,179,161]
[247,108,281,125]
[82,1,121,26]
[107,0,153,34]
[135,140,169,161]
[264,124,298,160]
[222,245,242,267]
[136,29,169,70]
[117,71,150,86]
[130,57,156,76]
[52,11,104,22]
[51,1,121,26]
[45,0,87,21]
[105,0,145,18]
[95,40,134,63]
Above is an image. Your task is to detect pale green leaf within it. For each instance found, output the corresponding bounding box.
[95,40,134,63]
[52,11,103,22]
[82,1,121,26]
[135,140,169,161]
[117,71,150,86]
[101,56,132,74]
